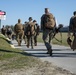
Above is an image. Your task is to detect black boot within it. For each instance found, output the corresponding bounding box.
[48,49,52,56]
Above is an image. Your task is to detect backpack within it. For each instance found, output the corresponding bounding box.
[26,22,35,35]
[34,24,39,35]
[1,27,6,35]
[2,27,6,32]
[43,13,55,29]
[15,23,23,33]
[7,28,12,34]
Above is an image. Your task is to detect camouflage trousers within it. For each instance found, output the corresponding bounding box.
[16,30,24,46]
[42,29,53,51]
[23,35,27,44]
[34,34,38,46]
[71,33,76,50]
[26,35,34,49]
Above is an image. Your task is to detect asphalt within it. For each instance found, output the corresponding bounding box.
[12,40,76,74]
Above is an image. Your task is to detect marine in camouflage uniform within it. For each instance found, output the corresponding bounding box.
[68,11,76,51]
[41,8,55,56]
[6,26,12,39]
[33,20,39,46]
[26,17,35,49]
[23,21,27,44]
[1,25,7,36]
[14,19,24,46]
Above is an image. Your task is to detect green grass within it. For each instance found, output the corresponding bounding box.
[37,33,44,42]
[37,32,73,46]
[0,32,73,72]
[0,34,40,72]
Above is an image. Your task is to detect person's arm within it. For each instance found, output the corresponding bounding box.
[14,25,16,33]
[69,17,73,32]
[41,15,44,30]
[68,17,73,37]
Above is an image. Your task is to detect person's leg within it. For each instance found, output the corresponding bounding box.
[43,30,52,56]
[71,35,76,51]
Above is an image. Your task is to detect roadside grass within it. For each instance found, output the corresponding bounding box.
[0,34,40,72]
[0,34,75,75]
[37,32,73,46]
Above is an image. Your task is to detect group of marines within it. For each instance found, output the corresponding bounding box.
[1,8,76,56]
[14,17,39,49]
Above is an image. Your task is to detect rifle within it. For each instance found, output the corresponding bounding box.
[51,24,63,43]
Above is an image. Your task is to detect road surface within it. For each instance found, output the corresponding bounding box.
[12,40,76,74]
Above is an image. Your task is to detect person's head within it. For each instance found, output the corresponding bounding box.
[8,26,10,28]
[28,17,32,21]
[18,19,21,23]
[73,11,76,15]
[24,21,27,23]
[33,20,37,23]
[3,25,4,27]
[45,8,50,14]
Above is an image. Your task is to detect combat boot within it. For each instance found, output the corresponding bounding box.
[34,43,37,46]
[18,43,21,46]
[49,49,52,56]
[48,49,52,56]
[26,44,29,48]
[31,46,34,49]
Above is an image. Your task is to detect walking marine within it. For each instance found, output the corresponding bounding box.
[14,19,24,46]
[68,11,76,51]
[41,8,56,56]
[1,8,75,56]
[25,17,35,49]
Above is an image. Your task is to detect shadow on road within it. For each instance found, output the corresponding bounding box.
[23,48,76,58]
[53,52,76,57]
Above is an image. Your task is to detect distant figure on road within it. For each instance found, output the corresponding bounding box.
[33,20,39,46]
[41,8,56,56]
[68,11,76,51]
[1,25,6,36]
[23,21,27,44]
[14,19,24,46]
[6,26,12,39]
[25,17,35,49]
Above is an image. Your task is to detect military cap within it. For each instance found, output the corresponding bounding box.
[33,20,37,22]
[29,17,32,20]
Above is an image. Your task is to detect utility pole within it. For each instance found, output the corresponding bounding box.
[0,19,1,32]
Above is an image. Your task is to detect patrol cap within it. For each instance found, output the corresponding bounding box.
[73,11,76,15]
[29,17,32,20]
[33,20,37,22]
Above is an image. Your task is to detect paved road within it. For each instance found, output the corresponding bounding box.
[12,40,76,74]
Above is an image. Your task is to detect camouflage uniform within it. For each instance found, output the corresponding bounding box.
[1,25,6,36]
[26,17,35,49]
[23,21,27,44]
[68,11,76,51]
[41,8,55,56]
[14,19,24,46]
[33,20,39,46]
[6,26,12,39]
